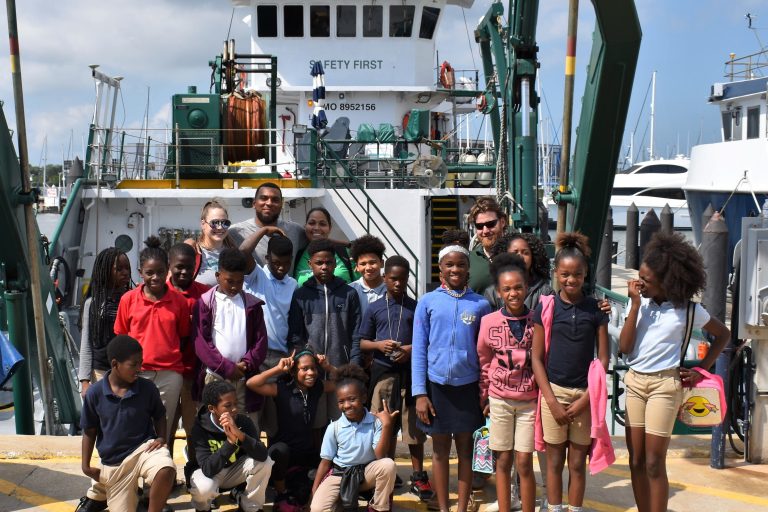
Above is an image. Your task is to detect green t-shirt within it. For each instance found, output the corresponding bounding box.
[294,246,359,287]
[468,244,492,293]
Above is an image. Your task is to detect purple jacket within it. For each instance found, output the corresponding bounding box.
[193,286,268,412]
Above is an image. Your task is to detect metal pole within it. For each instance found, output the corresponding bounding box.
[660,203,674,234]
[5,291,34,434]
[625,202,639,270]
[649,70,656,160]
[175,123,181,189]
[700,213,729,469]
[596,208,613,289]
[556,0,579,235]
[5,0,54,434]
[639,208,661,261]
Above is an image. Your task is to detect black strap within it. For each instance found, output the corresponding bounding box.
[679,301,696,366]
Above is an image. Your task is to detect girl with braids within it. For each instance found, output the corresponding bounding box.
[412,238,491,512]
[619,232,729,512]
[531,233,609,512]
[184,198,237,287]
[114,235,191,443]
[78,247,132,397]
[310,364,398,512]
[75,247,131,512]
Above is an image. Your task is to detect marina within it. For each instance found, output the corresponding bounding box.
[0,0,767,511]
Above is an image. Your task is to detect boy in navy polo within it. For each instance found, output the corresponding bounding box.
[80,335,176,512]
[359,256,433,500]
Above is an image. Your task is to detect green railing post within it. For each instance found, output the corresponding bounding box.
[309,130,318,187]
[5,290,35,435]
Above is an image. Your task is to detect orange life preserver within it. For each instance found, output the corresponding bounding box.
[402,111,410,131]
[439,61,455,89]
[476,94,487,112]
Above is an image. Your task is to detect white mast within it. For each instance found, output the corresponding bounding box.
[649,70,656,160]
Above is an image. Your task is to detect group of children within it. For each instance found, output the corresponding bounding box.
[76,199,721,512]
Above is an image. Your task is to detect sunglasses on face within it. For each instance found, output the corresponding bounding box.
[474,218,499,231]
[206,219,231,229]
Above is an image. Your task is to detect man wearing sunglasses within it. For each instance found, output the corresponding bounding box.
[230,183,307,271]
[467,196,508,293]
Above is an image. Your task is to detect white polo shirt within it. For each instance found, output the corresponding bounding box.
[212,290,247,363]
[626,297,710,372]
[350,277,387,315]
[245,264,297,353]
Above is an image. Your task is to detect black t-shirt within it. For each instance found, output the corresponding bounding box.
[533,294,607,388]
[269,376,324,452]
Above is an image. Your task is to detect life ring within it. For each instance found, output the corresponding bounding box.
[476,94,487,112]
[439,61,455,89]
[402,111,410,131]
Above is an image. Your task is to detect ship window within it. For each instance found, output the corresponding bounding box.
[419,7,441,39]
[363,5,382,37]
[721,112,732,141]
[635,164,687,174]
[612,188,643,196]
[336,6,356,37]
[284,5,304,37]
[390,5,415,37]
[310,6,330,37]
[747,106,760,139]
[636,188,685,201]
[257,5,278,37]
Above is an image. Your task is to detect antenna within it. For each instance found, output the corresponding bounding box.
[226,8,235,41]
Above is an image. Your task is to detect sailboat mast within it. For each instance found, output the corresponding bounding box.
[649,70,656,160]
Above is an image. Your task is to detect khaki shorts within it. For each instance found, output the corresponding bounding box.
[540,383,591,446]
[624,367,683,437]
[488,396,536,453]
[99,441,175,511]
[370,373,426,445]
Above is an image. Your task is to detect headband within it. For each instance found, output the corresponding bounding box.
[438,245,470,262]
[293,349,316,362]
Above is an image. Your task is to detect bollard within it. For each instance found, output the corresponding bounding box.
[660,203,674,234]
[700,212,729,469]
[5,290,35,435]
[639,208,661,261]
[612,241,618,264]
[596,208,613,289]
[702,203,714,231]
[626,203,639,270]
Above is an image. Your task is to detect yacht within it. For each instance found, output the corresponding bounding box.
[685,52,768,258]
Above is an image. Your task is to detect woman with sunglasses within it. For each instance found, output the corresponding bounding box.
[185,199,237,286]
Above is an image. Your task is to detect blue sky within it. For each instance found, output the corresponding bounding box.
[0,0,765,173]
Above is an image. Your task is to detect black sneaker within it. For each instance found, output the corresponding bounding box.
[409,471,434,501]
[394,474,404,488]
[74,497,108,512]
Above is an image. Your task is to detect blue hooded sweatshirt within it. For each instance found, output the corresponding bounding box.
[411,287,491,396]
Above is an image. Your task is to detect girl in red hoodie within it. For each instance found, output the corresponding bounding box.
[478,253,538,512]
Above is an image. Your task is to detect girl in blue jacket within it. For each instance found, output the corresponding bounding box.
[412,241,491,512]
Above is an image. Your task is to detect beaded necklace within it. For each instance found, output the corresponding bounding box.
[442,284,469,299]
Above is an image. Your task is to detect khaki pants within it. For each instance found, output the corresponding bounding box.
[203,373,260,431]
[99,440,175,511]
[190,456,274,511]
[139,370,183,444]
[370,373,426,445]
[310,458,397,512]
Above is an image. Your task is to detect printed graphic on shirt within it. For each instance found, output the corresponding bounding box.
[461,310,477,325]
[489,321,534,393]
[208,438,239,463]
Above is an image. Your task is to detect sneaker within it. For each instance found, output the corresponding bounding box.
[395,474,404,488]
[74,497,108,512]
[409,471,435,501]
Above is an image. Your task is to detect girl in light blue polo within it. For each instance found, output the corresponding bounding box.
[310,365,398,512]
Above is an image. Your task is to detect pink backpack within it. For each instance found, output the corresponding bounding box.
[678,366,727,427]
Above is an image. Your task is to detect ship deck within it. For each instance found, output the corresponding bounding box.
[0,434,765,511]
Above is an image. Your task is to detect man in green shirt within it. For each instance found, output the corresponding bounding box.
[467,196,508,292]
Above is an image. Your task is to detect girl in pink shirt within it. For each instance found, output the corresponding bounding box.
[478,253,537,512]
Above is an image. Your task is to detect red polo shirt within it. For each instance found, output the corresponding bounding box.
[170,280,211,376]
[114,284,191,372]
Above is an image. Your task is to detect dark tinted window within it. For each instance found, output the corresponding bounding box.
[722,112,732,141]
[635,164,687,174]
[257,5,278,37]
[363,5,382,37]
[390,5,415,37]
[284,5,304,37]
[612,188,643,196]
[310,6,330,37]
[337,5,356,37]
[419,7,440,39]
[637,188,685,200]
[747,106,760,139]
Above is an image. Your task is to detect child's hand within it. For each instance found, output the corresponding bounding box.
[382,340,401,354]
[627,279,643,303]
[80,380,90,399]
[261,226,287,237]
[146,437,166,452]
[565,395,589,419]
[317,354,333,372]
[548,399,571,426]
[415,396,436,425]
[482,402,490,417]
[372,401,400,429]
[391,349,409,363]
[599,299,611,314]
[278,352,295,373]
[82,465,101,482]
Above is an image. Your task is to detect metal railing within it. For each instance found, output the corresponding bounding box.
[724,49,768,80]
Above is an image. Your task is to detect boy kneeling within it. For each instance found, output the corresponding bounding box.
[190,380,273,512]
[80,335,176,512]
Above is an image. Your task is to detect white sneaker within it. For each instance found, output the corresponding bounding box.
[484,487,522,512]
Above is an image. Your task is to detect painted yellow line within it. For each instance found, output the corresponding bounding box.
[0,478,72,512]
[0,456,82,463]
[601,466,768,506]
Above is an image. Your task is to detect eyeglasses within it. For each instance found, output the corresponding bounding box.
[474,218,499,231]
[205,219,231,229]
